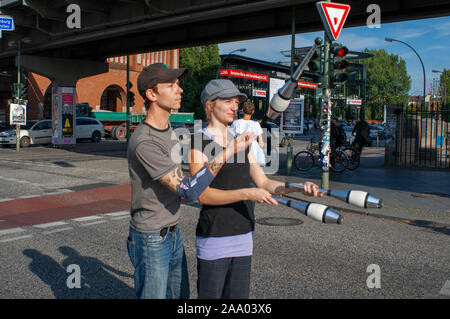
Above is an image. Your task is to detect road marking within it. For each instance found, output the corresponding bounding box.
[72,216,103,222]
[33,221,69,229]
[112,216,129,221]
[80,221,107,227]
[0,198,13,202]
[439,280,450,296]
[43,227,73,234]
[0,227,26,236]
[18,195,40,199]
[0,234,33,243]
[105,211,129,217]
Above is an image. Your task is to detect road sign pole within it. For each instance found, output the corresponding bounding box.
[126,55,131,143]
[320,31,332,190]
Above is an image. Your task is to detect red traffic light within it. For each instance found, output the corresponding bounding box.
[335,46,349,57]
[334,60,349,70]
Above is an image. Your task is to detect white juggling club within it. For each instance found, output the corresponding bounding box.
[285,182,383,209]
[272,196,343,224]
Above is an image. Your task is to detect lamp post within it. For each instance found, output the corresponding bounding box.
[385,37,426,110]
[216,48,246,79]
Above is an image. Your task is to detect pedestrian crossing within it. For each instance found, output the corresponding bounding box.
[0,211,130,244]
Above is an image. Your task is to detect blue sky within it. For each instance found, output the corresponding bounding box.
[219,16,450,96]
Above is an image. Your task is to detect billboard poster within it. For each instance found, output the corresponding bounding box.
[52,86,76,145]
[281,97,304,135]
[10,102,27,125]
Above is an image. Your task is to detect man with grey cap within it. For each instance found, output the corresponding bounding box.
[126,64,255,299]
[189,79,321,299]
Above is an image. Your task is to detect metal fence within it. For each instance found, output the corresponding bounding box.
[394,109,450,168]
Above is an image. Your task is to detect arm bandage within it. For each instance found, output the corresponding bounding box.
[178,165,214,201]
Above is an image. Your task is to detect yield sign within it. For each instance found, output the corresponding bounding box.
[316,2,350,41]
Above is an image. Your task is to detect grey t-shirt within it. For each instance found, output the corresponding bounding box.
[127,121,181,232]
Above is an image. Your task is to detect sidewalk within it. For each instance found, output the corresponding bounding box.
[274,138,450,228]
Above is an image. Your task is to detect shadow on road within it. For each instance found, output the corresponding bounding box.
[23,246,135,299]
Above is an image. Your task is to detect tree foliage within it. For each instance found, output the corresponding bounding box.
[360,49,411,119]
[179,45,221,119]
[439,69,449,107]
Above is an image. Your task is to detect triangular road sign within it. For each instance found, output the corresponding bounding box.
[316,2,350,41]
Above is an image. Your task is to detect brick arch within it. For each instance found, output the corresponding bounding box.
[99,84,126,112]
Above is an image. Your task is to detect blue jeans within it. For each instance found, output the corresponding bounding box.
[126,226,190,299]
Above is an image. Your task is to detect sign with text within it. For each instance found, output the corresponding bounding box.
[220,69,269,82]
[0,16,14,31]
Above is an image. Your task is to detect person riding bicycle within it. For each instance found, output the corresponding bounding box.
[351,119,369,154]
[330,117,346,151]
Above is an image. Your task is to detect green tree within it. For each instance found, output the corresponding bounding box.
[438,69,450,121]
[360,49,411,120]
[439,69,449,106]
[179,45,221,119]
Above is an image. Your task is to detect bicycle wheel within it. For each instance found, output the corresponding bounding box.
[293,151,315,171]
[343,147,360,170]
[330,150,348,172]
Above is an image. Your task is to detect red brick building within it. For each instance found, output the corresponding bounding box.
[22,49,179,121]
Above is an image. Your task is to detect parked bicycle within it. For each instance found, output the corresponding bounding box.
[294,138,349,172]
[340,139,363,171]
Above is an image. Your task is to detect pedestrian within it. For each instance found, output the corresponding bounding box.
[126,63,255,299]
[352,118,369,154]
[189,79,322,299]
[231,101,265,166]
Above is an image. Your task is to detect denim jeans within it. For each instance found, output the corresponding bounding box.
[126,226,190,299]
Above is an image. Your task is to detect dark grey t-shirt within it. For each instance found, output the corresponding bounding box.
[127,121,181,232]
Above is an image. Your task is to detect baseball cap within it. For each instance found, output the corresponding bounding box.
[201,79,247,105]
[137,63,189,99]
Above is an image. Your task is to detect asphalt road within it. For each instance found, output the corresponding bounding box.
[0,139,449,299]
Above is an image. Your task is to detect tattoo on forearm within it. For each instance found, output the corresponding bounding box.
[159,167,185,192]
[208,161,222,175]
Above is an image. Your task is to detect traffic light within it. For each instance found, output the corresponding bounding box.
[19,83,28,100]
[330,44,349,85]
[11,83,18,99]
[126,81,135,107]
[307,46,323,76]
[10,82,28,101]
[320,102,329,131]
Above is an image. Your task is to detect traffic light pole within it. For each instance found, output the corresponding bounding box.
[320,33,332,190]
[15,41,21,153]
[126,55,131,143]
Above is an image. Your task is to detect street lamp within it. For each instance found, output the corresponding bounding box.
[385,37,426,110]
[216,48,246,79]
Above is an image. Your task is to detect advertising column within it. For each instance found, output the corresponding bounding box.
[52,86,76,145]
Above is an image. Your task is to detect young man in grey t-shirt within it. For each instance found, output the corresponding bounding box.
[127,63,255,299]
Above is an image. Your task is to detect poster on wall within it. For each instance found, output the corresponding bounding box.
[61,88,74,138]
[52,86,76,145]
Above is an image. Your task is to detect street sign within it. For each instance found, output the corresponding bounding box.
[316,2,350,41]
[0,16,15,31]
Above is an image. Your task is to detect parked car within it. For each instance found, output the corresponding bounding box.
[0,120,51,147]
[260,121,287,147]
[76,117,105,143]
[0,118,105,147]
